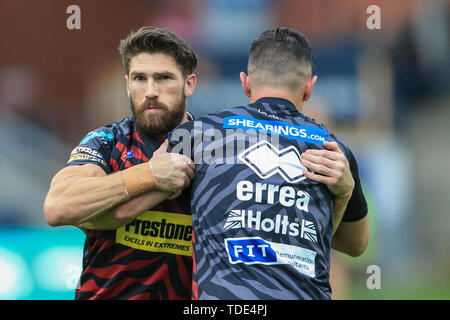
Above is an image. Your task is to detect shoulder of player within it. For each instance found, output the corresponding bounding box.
[196,105,249,123]
[83,117,134,143]
[326,131,355,163]
[105,117,135,140]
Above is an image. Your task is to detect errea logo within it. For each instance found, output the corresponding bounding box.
[239,140,308,183]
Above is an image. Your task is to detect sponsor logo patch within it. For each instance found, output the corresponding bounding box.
[121,150,134,161]
[223,115,327,144]
[239,140,307,183]
[236,180,310,212]
[116,211,192,256]
[70,147,104,159]
[67,152,106,166]
[225,237,317,277]
[223,210,317,243]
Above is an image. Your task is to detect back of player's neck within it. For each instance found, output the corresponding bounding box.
[250,90,303,113]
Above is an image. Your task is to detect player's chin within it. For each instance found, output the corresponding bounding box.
[140,111,162,123]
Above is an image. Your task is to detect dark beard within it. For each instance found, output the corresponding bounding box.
[131,95,186,138]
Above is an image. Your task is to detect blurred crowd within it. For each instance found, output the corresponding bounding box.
[0,0,449,299]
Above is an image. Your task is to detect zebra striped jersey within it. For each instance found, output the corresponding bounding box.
[168,97,367,300]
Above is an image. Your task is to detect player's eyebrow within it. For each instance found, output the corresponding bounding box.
[129,70,177,79]
[152,71,177,78]
[129,71,146,78]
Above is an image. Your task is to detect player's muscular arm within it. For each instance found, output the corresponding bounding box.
[77,187,170,230]
[44,141,194,228]
[301,141,369,256]
[44,164,131,227]
[301,141,354,235]
[331,215,369,257]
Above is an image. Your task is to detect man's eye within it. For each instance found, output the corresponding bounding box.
[159,75,171,80]
[134,75,145,81]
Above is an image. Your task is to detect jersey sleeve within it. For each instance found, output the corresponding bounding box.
[331,136,368,222]
[342,149,368,222]
[66,128,115,174]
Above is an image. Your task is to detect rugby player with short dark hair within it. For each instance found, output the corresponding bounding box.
[44,26,198,299]
[168,27,369,299]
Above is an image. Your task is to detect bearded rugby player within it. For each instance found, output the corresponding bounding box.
[44,26,197,299]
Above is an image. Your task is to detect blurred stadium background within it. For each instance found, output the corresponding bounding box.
[0,0,449,300]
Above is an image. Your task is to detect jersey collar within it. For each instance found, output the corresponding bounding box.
[253,97,298,111]
[252,97,301,117]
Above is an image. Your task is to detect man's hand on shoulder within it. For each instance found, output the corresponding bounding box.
[149,140,195,193]
[300,141,356,235]
[301,141,354,198]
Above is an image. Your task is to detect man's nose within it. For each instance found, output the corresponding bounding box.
[145,80,159,100]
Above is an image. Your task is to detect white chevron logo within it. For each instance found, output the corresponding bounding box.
[238,140,307,183]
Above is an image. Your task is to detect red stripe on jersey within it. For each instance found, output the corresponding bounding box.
[146,263,184,300]
[192,280,198,300]
[87,236,115,256]
[192,230,196,276]
[81,279,102,298]
[129,292,150,300]
[86,230,102,252]
[84,256,162,281]
[87,230,102,238]
[115,141,137,169]
[85,260,185,300]
[151,263,176,299]
[116,141,127,154]
[124,160,133,168]
[133,131,145,145]
[192,230,198,300]
[176,255,191,292]
[129,145,149,162]
[110,158,119,172]
[110,247,135,263]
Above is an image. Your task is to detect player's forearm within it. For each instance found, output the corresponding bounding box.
[77,190,170,230]
[44,161,160,227]
[332,192,352,235]
[44,172,129,227]
[331,215,369,257]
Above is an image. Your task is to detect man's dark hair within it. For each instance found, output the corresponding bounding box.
[248,27,314,90]
[118,26,197,77]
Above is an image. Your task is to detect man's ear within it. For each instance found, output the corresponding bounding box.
[240,72,251,98]
[303,75,317,102]
[184,74,197,98]
[125,75,130,98]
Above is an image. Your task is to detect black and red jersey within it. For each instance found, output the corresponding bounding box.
[66,117,192,300]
